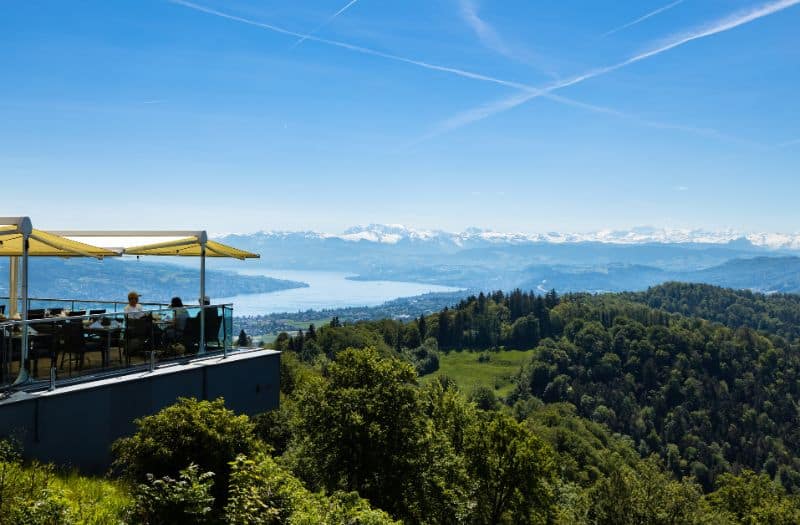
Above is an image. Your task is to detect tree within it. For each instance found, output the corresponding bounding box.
[464,412,557,524]
[418,315,428,340]
[289,347,436,518]
[588,457,703,525]
[706,471,800,524]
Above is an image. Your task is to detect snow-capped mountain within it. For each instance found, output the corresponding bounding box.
[214,225,800,293]
[221,224,800,250]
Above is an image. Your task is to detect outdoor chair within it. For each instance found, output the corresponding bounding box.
[124,314,154,365]
[58,319,103,374]
[0,305,5,315]
[89,309,106,315]
[48,308,64,316]
[181,316,200,353]
[204,309,223,348]
[28,309,45,320]
[68,310,86,317]
[29,322,59,378]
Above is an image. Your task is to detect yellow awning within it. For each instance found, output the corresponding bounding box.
[0,229,119,258]
[123,237,259,260]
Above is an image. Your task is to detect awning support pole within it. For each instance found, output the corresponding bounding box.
[14,218,32,385]
[9,256,18,316]
[198,234,207,355]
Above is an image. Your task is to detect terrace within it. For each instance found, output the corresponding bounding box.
[0,217,280,470]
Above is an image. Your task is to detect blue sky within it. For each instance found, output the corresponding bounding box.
[1,0,798,234]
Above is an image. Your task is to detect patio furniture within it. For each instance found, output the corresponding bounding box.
[204,309,222,348]
[28,309,46,320]
[124,314,154,365]
[59,319,100,374]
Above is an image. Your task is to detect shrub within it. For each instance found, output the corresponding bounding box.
[469,385,499,411]
[128,464,215,525]
[225,453,398,524]
[112,397,260,505]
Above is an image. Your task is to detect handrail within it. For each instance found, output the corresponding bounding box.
[1,304,234,391]
[0,296,170,308]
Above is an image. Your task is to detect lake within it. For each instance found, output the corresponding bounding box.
[216,268,462,316]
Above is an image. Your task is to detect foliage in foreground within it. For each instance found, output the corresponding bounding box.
[10,277,800,523]
[0,441,130,525]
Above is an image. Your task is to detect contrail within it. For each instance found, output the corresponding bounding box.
[414,91,757,148]
[169,0,790,145]
[458,0,513,59]
[169,0,533,91]
[431,0,800,137]
[293,0,361,49]
[457,0,557,78]
[603,0,687,37]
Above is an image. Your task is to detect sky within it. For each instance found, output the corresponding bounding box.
[1,0,798,235]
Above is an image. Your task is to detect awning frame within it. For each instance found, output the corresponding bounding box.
[51,230,259,356]
[1,218,120,385]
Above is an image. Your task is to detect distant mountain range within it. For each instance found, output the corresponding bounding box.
[6,224,800,311]
[216,225,800,294]
[221,224,800,250]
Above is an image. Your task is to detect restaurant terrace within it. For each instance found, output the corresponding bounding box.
[0,217,279,470]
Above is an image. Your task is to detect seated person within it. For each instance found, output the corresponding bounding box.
[124,291,144,319]
[168,297,188,335]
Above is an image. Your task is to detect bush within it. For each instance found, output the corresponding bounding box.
[128,464,215,525]
[112,397,261,506]
[225,453,398,524]
[469,385,499,411]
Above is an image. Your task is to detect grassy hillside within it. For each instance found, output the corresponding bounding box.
[422,349,535,397]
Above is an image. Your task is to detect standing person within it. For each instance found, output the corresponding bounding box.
[124,291,144,319]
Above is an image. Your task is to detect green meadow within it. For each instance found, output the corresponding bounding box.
[422,349,536,398]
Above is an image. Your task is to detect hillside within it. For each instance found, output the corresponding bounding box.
[0,258,306,304]
[275,284,800,496]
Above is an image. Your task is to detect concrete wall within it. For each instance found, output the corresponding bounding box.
[0,349,280,472]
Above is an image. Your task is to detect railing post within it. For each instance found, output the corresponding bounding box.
[49,366,56,391]
[149,350,155,372]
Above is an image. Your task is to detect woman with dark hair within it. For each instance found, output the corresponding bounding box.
[164,297,188,348]
[170,297,188,332]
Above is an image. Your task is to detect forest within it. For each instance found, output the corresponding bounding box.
[5,282,800,523]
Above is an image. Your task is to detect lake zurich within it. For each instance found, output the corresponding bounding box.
[217,268,461,316]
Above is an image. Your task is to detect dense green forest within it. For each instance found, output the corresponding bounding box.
[625,281,800,341]
[7,282,800,522]
[277,284,800,499]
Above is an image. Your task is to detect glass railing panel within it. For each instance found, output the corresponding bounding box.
[0,303,238,391]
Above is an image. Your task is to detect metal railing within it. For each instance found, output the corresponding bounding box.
[0,303,234,391]
[0,296,170,316]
